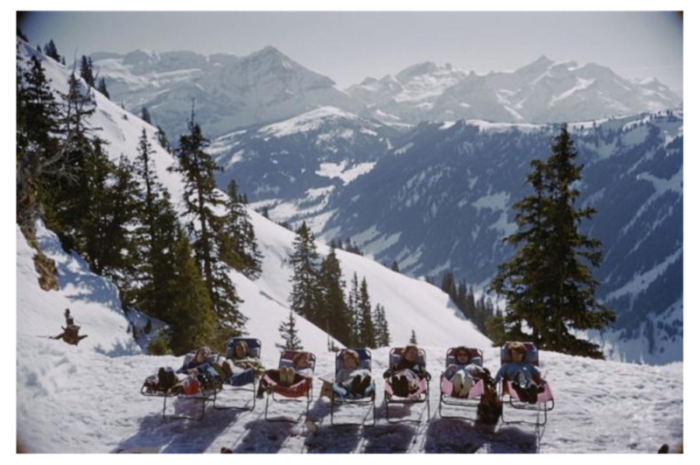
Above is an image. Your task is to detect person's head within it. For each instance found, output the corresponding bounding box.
[508,342,527,362]
[402,345,420,363]
[454,346,471,364]
[234,341,249,359]
[194,346,212,363]
[342,350,360,369]
[293,352,311,369]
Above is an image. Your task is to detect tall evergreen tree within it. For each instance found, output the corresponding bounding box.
[97,77,110,99]
[17,47,27,185]
[347,273,361,345]
[43,40,60,62]
[79,55,96,87]
[171,114,244,334]
[141,107,152,125]
[220,179,263,279]
[78,148,140,285]
[357,278,376,348]
[373,303,391,347]
[42,73,96,251]
[490,125,616,358]
[19,56,59,152]
[277,311,303,351]
[168,229,218,355]
[319,247,352,344]
[156,125,171,152]
[288,221,322,325]
[131,129,181,320]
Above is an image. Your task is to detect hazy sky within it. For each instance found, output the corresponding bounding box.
[19,11,683,92]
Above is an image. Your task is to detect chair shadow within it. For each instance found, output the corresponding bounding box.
[424,418,485,453]
[361,423,417,453]
[229,418,296,453]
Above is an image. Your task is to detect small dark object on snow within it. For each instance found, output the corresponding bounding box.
[52,308,88,346]
[221,447,233,454]
[477,376,502,425]
[658,444,670,454]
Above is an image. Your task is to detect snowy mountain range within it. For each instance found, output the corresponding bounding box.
[352,56,681,126]
[16,41,683,453]
[92,46,359,141]
[209,106,398,230]
[91,47,681,139]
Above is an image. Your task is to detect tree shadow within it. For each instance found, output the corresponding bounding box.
[229,418,296,453]
[424,418,485,453]
[361,423,416,453]
[113,406,243,454]
[485,425,540,453]
[305,423,361,453]
[94,339,142,357]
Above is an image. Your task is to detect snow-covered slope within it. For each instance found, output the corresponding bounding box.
[20,38,491,349]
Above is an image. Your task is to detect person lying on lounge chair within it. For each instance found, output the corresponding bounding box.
[444,346,486,397]
[222,340,265,378]
[257,352,313,398]
[494,342,546,404]
[145,346,220,395]
[334,350,372,397]
[383,344,430,397]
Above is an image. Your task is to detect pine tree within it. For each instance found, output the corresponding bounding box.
[141,107,152,125]
[348,273,361,345]
[14,45,28,226]
[171,115,245,334]
[277,311,303,351]
[132,129,179,319]
[490,125,616,358]
[78,149,140,286]
[43,40,61,62]
[97,77,110,99]
[42,73,96,251]
[485,309,507,347]
[80,55,96,87]
[168,229,218,355]
[156,125,171,152]
[409,329,418,345]
[220,179,263,279]
[357,278,376,348]
[319,247,352,344]
[373,303,391,347]
[19,56,59,151]
[390,260,400,272]
[288,222,322,325]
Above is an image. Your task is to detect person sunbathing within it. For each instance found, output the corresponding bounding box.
[222,341,265,378]
[444,346,486,397]
[334,350,372,397]
[383,344,430,397]
[257,352,313,398]
[494,342,546,404]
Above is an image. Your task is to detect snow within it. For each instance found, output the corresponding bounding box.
[315,161,377,185]
[394,142,415,155]
[472,192,510,212]
[550,78,596,104]
[439,121,456,130]
[259,106,359,138]
[622,168,683,233]
[463,120,542,133]
[503,106,524,121]
[605,248,682,302]
[489,211,518,237]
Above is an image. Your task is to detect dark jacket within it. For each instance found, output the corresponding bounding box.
[383,358,431,380]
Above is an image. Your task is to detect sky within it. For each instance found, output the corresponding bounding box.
[18,11,683,92]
